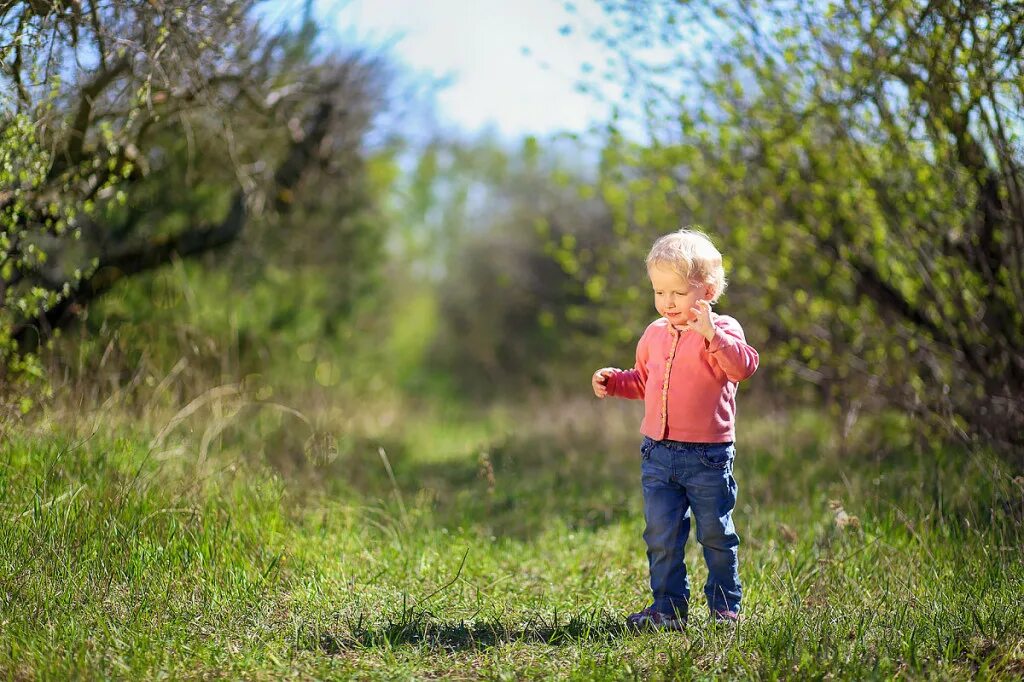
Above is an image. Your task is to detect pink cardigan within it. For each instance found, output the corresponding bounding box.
[606,315,759,443]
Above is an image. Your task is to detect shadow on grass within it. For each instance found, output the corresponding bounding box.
[310,610,637,652]
[296,430,644,540]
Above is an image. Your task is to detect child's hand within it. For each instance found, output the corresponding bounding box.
[592,367,619,398]
[687,300,715,341]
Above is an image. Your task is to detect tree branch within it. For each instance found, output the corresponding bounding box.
[48,53,131,180]
[14,91,341,350]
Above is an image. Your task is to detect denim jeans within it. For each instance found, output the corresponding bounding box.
[639,436,741,618]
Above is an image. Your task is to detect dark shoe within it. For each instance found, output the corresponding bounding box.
[711,608,740,625]
[626,606,686,631]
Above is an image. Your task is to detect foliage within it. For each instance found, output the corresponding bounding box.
[383,133,616,398]
[0,0,389,402]
[57,260,386,407]
[581,0,1024,455]
[0,112,86,410]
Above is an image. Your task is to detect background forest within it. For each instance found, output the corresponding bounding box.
[1,1,1022,679]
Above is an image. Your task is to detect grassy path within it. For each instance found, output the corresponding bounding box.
[1,408,1022,679]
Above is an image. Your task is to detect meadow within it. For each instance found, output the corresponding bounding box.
[4,1,1024,679]
[2,389,1021,680]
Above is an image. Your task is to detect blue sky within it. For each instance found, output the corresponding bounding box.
[317,0,620,138]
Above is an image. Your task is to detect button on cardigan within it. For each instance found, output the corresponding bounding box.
[606,315,759,443]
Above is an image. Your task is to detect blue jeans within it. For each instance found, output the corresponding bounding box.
[640,436,741,618]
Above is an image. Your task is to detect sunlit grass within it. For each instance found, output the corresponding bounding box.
[1,398,1022,679]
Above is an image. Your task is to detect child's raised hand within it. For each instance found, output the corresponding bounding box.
[592,367,619,398]
[687,300,715,341]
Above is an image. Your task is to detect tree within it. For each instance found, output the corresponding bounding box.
[376,133,614,397]
[0,0,387,398]
[584,0,1024,453]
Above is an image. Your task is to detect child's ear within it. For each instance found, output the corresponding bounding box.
[703,285,715,301]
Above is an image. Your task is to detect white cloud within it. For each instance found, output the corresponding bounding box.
[325,0,617,137]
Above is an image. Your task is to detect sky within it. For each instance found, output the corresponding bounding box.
[317,0,620,139]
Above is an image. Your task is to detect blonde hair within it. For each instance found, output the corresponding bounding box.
[646,227,727,303]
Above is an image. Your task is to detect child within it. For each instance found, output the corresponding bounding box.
[592,227,759,629]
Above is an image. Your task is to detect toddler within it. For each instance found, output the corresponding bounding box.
[592,228,759,629]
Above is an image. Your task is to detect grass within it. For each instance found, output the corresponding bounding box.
[1,394,1022,680]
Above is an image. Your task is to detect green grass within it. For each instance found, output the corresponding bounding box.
[1,400,1022,680]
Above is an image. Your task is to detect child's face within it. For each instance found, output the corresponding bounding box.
[649,263,711,327]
